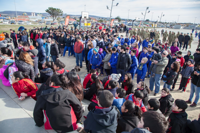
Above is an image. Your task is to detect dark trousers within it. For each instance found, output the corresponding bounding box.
[105,69,111,76]
[179,77,189,90]
[183,42,188,50]
[117,69,126,83]
[172,71,180,89]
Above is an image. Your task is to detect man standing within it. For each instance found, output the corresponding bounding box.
[117,46,132,83]
[183,33,190,51]
[74,37,84,68]
[149,50,169,95]
[178,32,184,49]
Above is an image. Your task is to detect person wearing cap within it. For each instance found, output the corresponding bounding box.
[179,59,194,92]
[116,46,131,83]
[182,33,190,51]
[90,47,102,69]
[167,99,188,133]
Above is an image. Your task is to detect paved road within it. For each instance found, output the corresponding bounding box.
[0,28,199,133]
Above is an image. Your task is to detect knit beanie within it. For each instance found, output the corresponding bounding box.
[93,47,99,53]
[111,74,121,82]
[175,99,188,111]
[189,55,194,60]
[188,59,194,64]
[30,49,38,56]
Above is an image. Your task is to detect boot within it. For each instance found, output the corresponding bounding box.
[190,102,197,107]
[185,100,191,104]
[182,87,186,92]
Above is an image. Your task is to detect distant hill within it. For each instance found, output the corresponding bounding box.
[0,10,109,19]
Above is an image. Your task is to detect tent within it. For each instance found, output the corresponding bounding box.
[18,26,25,31]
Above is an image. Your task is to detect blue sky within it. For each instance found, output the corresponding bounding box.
[0,0,200,23]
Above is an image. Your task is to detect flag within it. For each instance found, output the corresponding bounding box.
[65,16,70,25]
[110,19,114,27]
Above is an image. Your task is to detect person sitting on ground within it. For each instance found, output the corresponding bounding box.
[83,69,96,89]
[112,88,126,114]
[126,90,147,113]
[106,80,118,97]
[117,100,142,133]
[135,81,151,107]
[185,113,200,133]
[38,61,54,83]
[148,98,162,114]
[34,74,83,133]
[53,59,66,74]
[167,99,188,133]
[122,73,135,95]
[130,111,169,133]
[84,90,119,133]
[12,71,38,101]
[28,49,39,77]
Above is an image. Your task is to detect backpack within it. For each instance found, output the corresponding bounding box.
[4,63,14,79]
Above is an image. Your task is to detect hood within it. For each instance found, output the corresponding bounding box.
[41,86,67,105]
[131,128,152,133]
[15,59,31,69]
[36,38,44,48]
[40,68,53,74]
[91,107,117,127]
[165,94,174,103]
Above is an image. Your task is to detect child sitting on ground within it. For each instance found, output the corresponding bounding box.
[84,90,119,133]
[102,73,121,90]
[39,61,54,83]
[122,73,135,95]
[148,98,162,114]
[53,59,66,74]
[167,99,188,133]
[83,69,96,89]
[107,80,118,97]
[112,88,126,114]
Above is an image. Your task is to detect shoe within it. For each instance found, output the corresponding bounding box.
[185,100,191,104]
[170,88,174,91]
[182,88,186,92]
[190,103,197,107]
[80,66,82,68]
[154,93,157,96]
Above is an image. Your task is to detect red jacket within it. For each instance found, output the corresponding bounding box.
[74,41,84,53]
[83,74,91,89]
[30,33,33,39]
[12,78,38,100]
[35,34,39,41]
[39,33,43,39]
[178,57,185,67]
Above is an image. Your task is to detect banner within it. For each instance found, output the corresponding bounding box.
[110,19,114,27]
[65,16,70,25]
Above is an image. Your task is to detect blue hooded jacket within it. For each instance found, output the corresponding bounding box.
[21,35,28,42]
[90,53,102,66]
[119,38,125,45]
[142,40,149,48]
[128,55,138,73]
[136,62,147,80]
[36,39,46,64]
[112,98,126,114]
[87,48,93,61]
[139,52,149,63]
[131,38,135,44]
[124,38,130,45]
[109,52,119,68]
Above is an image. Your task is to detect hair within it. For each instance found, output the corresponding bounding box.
[134,90,144,99]
[196,48,200,52]
[177,51,182,55]
[142,111,169,133]
[1,47,12,56]
[123,73,132,86]
[131,49,136,54]
[162,88,170,94]
[172,61,180,72]
[133,42,138,49]
[13,71,28,80]
[91,74,102,92]
[97,90,114,108]
[112,47,117,51]
[148,98,160,111]
[90,69,96,74]
[124,100,142,119]
[71,66,80,72]
[54,59,65,69]
[116,88,126,98]
[108,80,118,88]
[143,47,148,50]
[19,52,34,66]
[44,61,52,68]
[50,74,64,87]
[22,42,30,47]
[175,99,188,111]
[139,81,151,94]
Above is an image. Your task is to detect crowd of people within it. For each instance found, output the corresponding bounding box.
[0,25,200,133]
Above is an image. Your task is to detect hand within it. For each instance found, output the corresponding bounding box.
[19,96,25,101]
[61,44,63,45]
[140,79,143,81]
[21,93,27,97]
[96,65,98,66]
[91,64,92,66]
[154,60,158,64]
[46,56,48,58]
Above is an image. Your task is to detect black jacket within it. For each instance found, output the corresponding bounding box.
[168,111,188,133]
[191,69,200,87]
[65,38,71,47]
[34,87,83,133]
[159,94,174,117]
[163,69,177,85]
[184,35,190,43]
[39,68,53,83]
[184,55,190,62]
[178,35,184,42]
[15,59,35,81]
[84,106,118,133]
[58,37,66,48]
[135,88,149,106]
[194,53,200,67]
[50,43,59,58]
[186,118,200,133]
[36,39,46,64]
[122,80,134,95]
[150,32,155,38]
[117,113,139,133]
[117,52,131,71]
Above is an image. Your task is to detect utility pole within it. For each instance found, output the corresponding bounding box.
[151,12,154,21]
[14,0,18,23]
[110,0,114,21]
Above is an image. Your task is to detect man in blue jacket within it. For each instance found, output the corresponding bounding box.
[108,47,119,74]
[142,38,149,49]
[128,49,138,79]
[119,35,125,45]
[36,39,46,70]
[90,48,102,69]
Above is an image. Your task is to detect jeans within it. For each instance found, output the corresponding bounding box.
[63,46,71,56]
[150,73,162,94]
[75,53,82,67]
[51,55,57,62]
[117,69,126,83]
[82,49,85,61]
[71,45,75,56]
[189,83,200,104]
[163,83,171,90]
[131,71,136,80]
